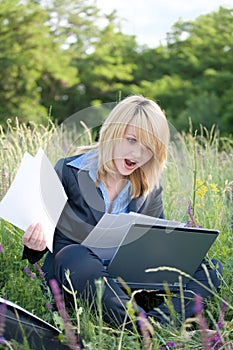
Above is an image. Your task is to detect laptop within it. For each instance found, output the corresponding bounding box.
[105,223,219,290]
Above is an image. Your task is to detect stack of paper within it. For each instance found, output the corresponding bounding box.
[81,212,184,259]
[0,148,67,252]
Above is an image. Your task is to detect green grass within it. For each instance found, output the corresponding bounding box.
[0,120,232,349]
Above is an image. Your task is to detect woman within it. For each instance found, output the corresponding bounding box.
[22,95,222,329]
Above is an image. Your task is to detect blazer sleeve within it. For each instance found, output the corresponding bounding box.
[22,246,48,264]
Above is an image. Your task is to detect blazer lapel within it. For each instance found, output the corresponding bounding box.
[77,170,105,222]
[129,194,146,213]
[77,170,146,218]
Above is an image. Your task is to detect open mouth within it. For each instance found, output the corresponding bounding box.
[124,159,137,169]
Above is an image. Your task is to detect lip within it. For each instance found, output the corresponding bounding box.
[124,159,138,170]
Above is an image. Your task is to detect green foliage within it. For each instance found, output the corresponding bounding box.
[0,120,232,349]
[63,10,138,115]
[0,0,77,124]
[150,7,233,133]
[0,221,52,322]
[0,2,232,133]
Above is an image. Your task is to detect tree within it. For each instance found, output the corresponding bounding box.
[37,0,104,121]
[1,2,232,134]
[0,0,77,124]
[55,10,139,120]
[129,7,233,133]
[158,7,233,132]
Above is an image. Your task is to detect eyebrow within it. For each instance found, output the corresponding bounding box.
[126,132,137,137]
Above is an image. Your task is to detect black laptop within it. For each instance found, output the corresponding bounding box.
[105,223,219,290]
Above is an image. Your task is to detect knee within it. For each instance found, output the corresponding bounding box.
[51,244,105,286]
[198,258,223,292]
[208,258,223,290]
[192,258,223,293]
[55,244,92,268]
[211,258,223,274]
[54,245,102,273]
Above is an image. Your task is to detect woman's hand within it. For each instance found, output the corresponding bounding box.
[22,223,47,251]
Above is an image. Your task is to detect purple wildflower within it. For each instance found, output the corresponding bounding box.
[193,294,204,315]
[137,311,153,350]
[137,311,147,329]
[209,334,223,349]
[194,295,211,350]
[208,298,227,349]
[49,279,79,350]
[46,303,53,310]
[24,266,36,279]
[159,341,184,349]
[0,336,6,345]
[186,220,192,228]
[0,244,3,253]
[34,263,47,284]
[165,341,177,348]
[217,298,227,330]
[187,200,201,228]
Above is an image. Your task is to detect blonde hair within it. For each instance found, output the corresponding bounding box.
[78,95,170,198]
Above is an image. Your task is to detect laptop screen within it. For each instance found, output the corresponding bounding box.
[107,224,219,290]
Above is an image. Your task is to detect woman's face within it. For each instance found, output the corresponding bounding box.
[112,124,153,177]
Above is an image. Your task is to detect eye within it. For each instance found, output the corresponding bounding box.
[126,137,137,144]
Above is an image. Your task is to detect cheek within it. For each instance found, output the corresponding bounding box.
[113,147,120,160]
[113,142,126,160]
[144,150,153,163]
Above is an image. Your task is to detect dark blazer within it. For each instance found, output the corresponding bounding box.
[23,155,164,264]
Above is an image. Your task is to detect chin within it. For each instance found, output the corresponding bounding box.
[121,168,136,176]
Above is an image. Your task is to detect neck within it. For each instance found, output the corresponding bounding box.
[105,172,126,186]
[104,173,128,202]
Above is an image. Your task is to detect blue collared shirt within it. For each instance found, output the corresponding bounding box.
[67,150,130,214]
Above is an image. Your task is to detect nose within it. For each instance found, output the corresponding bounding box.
[130,142,143,158]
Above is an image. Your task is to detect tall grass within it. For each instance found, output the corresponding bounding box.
[0,119,232,349]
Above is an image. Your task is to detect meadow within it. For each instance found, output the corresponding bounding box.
[0,119,232,349]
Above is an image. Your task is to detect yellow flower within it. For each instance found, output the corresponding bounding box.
[209,183,220,193]
[195,179,208,198]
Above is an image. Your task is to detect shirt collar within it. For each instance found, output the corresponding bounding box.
[67,150,130,213]
[67,150,98,174]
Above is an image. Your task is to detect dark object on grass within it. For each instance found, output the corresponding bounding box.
[0,297,72,349]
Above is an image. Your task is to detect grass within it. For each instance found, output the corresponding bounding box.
[0,119,232,349]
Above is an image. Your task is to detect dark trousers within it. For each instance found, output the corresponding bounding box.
[46,244,222,329]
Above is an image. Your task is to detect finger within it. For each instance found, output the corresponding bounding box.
[27,223,45,247]
[29,223,42,241]
[22,223,46,250]
[23,223,37,241]
[32,223,47,250]
[36,240,47,251]
[22,225,36,245]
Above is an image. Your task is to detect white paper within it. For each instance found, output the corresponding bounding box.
[81,212,183,259]
[0,148,67,252]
